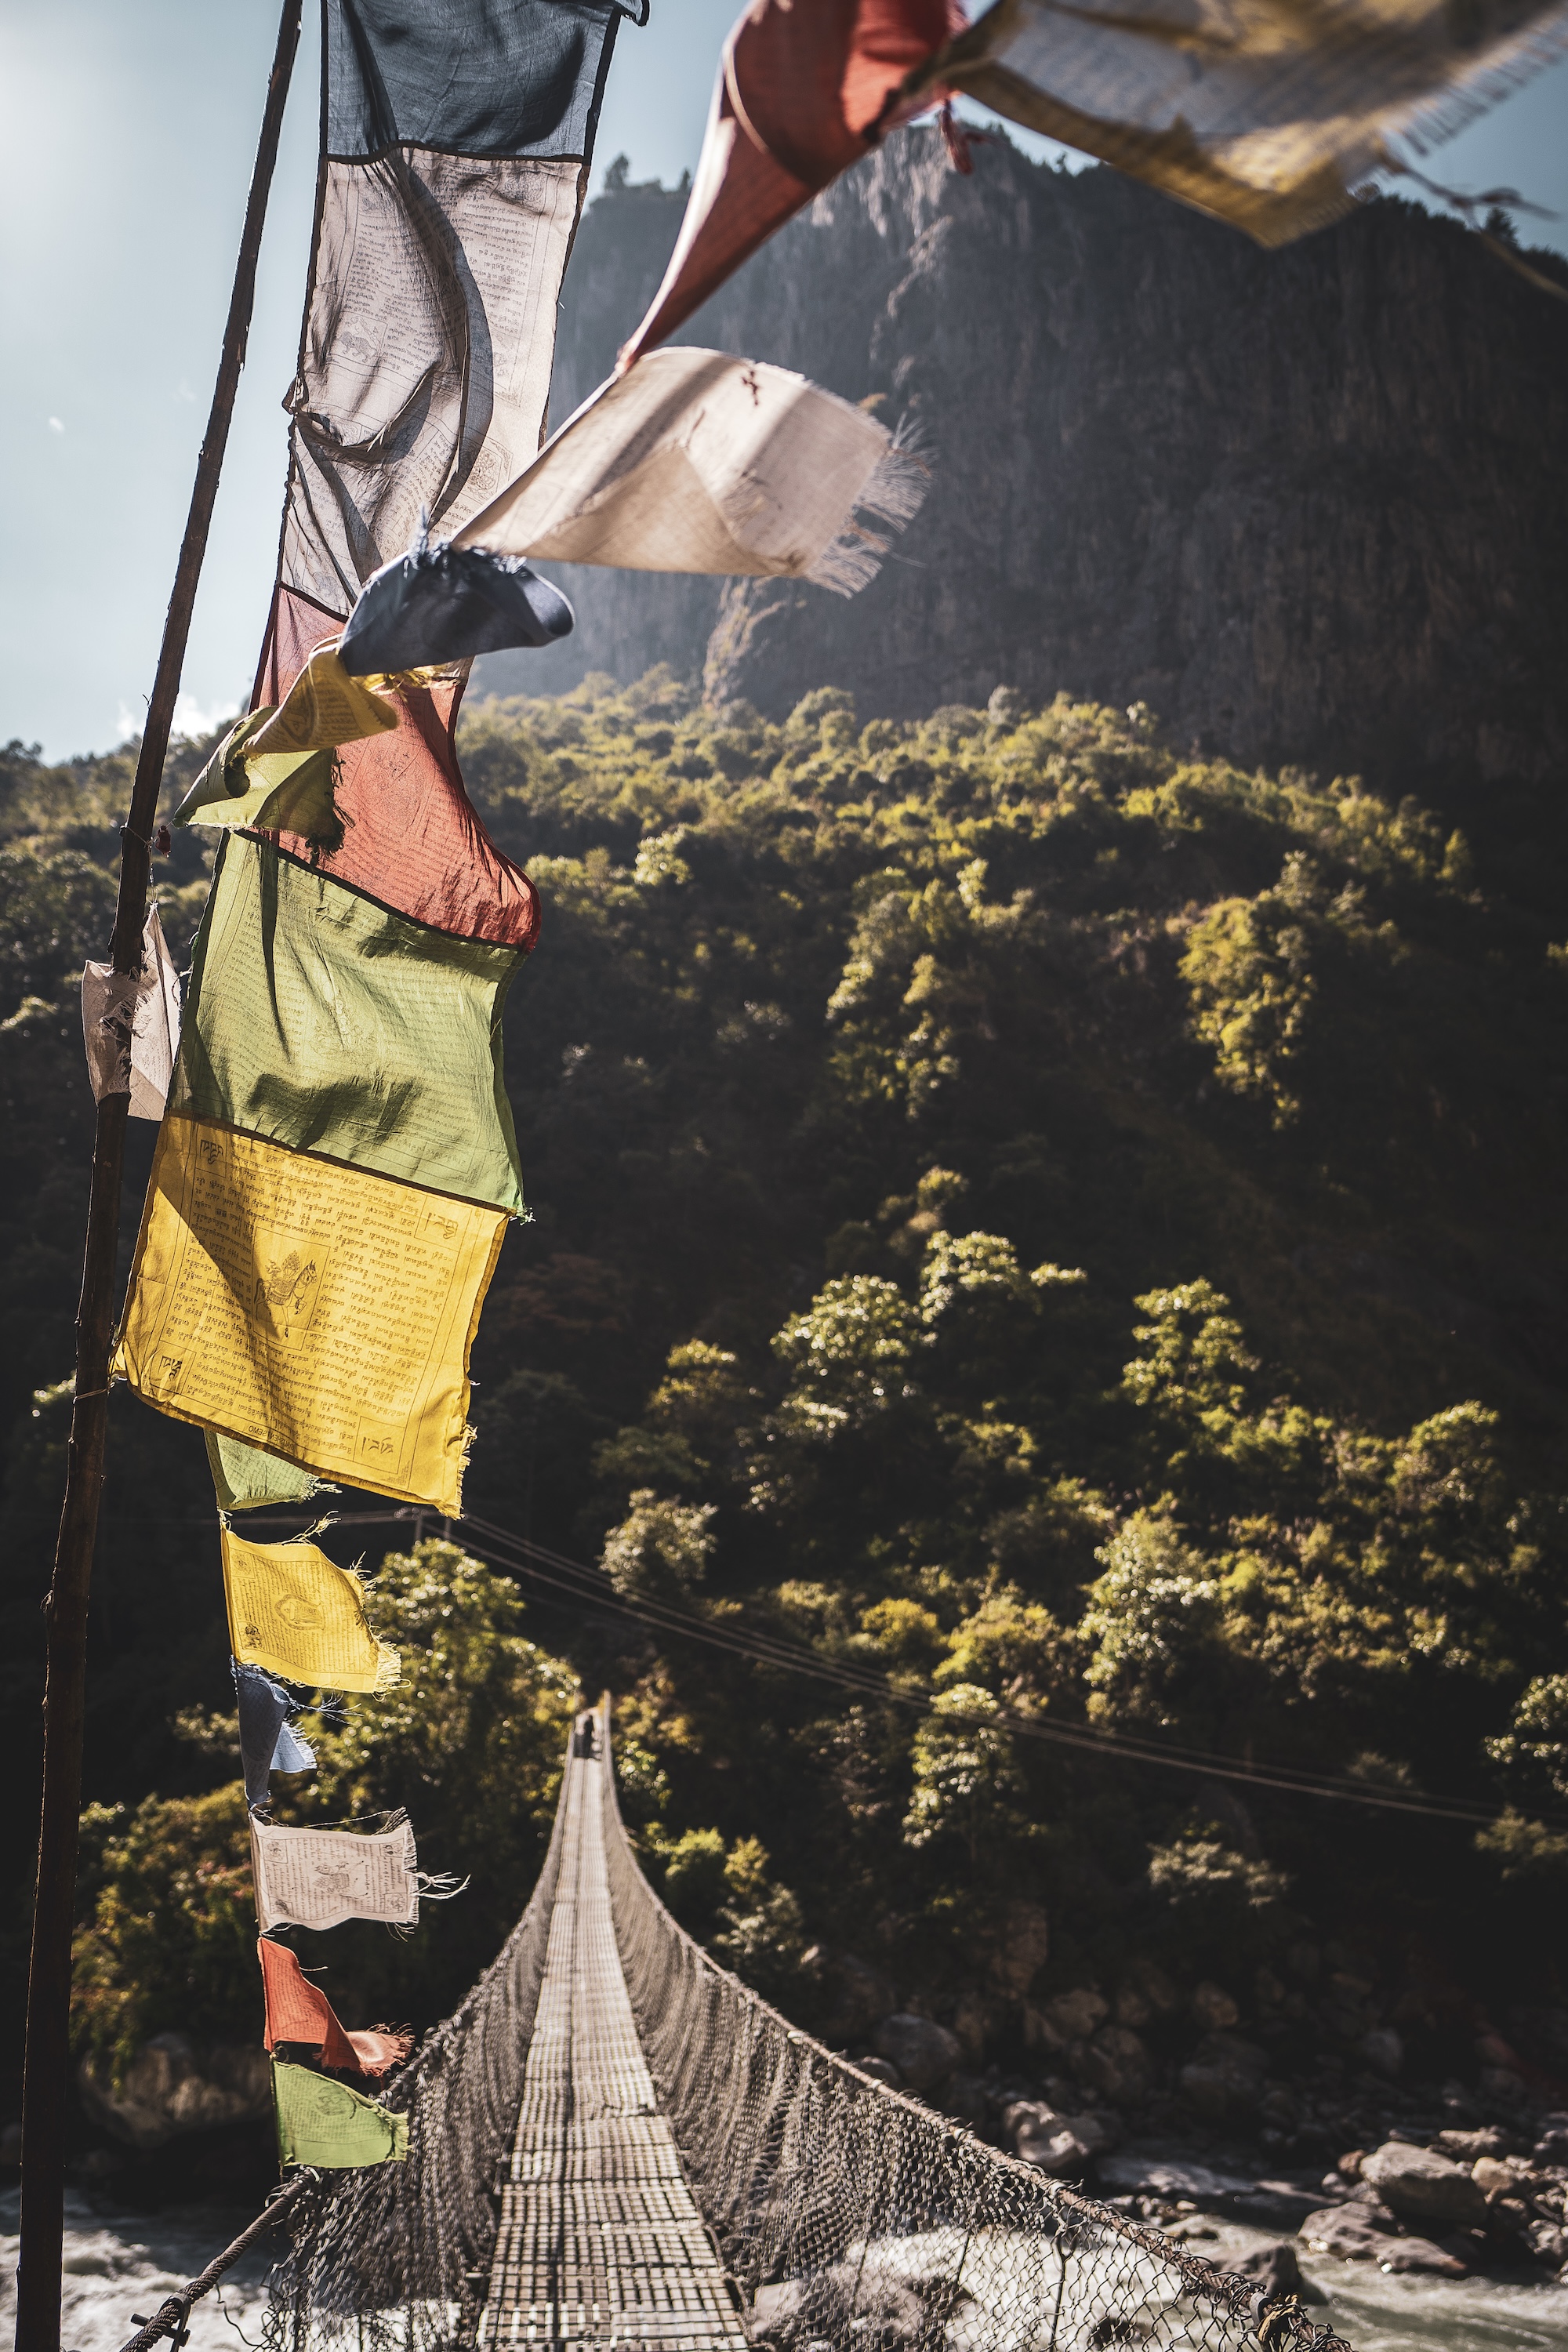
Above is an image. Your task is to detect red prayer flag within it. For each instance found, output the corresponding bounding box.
[619,0,962,368]
[253,588,541,952]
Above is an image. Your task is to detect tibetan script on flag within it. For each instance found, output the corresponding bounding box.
[273,2058,408,2168]
[251,1816,421,1933]
[114,1114,505,1512]
[223,1530,399,1694]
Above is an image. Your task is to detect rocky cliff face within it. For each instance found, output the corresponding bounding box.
[478,133,1568,792]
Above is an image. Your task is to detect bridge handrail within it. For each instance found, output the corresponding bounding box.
[259,1704,1356,2352]
[597,1704,1352,2352]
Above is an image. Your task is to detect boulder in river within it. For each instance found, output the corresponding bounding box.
[1233,2240,1327,2304]
[1179,2032,1269,2122]
[1038,1987,1109,2045]
[1077,2024,1152,2107]
[1358,2027,1404,2077]
[1190,1981,1240,2031]
[1011,2109,1094,2176]
[873,2013,962,2092]
[854,2054,903,2089]
[77,2033,270,2149]
[1298,2204,1468,2274]
[1360,2141,1490,2228]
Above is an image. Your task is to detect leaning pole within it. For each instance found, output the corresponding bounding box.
[13,9,303,2346]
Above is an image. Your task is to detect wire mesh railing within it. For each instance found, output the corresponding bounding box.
[598,1717,1350,2352]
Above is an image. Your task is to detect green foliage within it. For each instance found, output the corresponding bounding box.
[710,1837,808,1998]
[1145,1818,1290,1921]
[604,1490,717,1599]
[67,1544,578,2059]
[773,1276,921,1434]
[72,1788,257,2075]
[5,676,1568,2078]
[1080,1515,1223,1726]
[903,1686,1025,1864]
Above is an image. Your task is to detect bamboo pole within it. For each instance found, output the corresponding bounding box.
[13,7,303,2346]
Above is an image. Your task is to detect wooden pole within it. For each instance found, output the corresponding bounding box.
[13,7,302,2346]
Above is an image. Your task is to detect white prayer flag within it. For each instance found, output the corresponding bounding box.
[251,1816,419,1933]
[81,905,182,1120]
[454,349,928,597]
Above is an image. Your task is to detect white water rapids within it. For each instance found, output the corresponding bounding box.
[0,2189,271,2352]
[3,2187,1568,2352]
[1202,2217,1568,2352]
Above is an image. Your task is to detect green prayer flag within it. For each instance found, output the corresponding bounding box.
[273,2058,408,2169]
[207,1427,326,1513]
[173,833,524,1212]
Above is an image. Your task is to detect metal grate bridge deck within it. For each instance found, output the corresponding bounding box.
[478,1733,750,2351]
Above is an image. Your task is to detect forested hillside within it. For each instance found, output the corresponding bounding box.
[3,672,1567,2168]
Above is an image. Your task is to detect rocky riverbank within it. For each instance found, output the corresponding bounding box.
[807,1943,1568,2287]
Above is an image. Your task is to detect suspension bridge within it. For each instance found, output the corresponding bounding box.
[227,1703,1349,2352]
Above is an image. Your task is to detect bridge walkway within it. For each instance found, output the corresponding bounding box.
[477,1729,750,2351]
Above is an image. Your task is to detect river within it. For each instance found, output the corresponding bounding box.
[0,2189,271,2352]
[4,2186,1567,2351]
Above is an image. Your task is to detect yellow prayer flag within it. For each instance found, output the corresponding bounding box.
[222,1529,399,1693]
[244,640,397,757]
[114,1114,505,1512]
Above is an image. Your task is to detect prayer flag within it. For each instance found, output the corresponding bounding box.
[207,1428,327,1515]
[223,1530,399,1694]
[619,0,961,368]
[448,348,928,596]
[81,906,182,1121]
[259,1937,412,2078]
[118,1114,506,1512]
[902,0,1568,246]
[241,642,397,759]
[338,536,574,677]
[116,1,633,1511]
[283,0,636,617]
[273,2058,408,2169]
[235,1663,317,1811]
[251,1816,422,1933]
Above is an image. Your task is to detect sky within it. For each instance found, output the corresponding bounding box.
[2,2,1564,763]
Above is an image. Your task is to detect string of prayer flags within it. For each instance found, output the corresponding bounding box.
[115,1,640,1512]
[619,0,962,368]
[380,350,927,610]
[112,852,523,1510]
[258,1938,412,2078]
[250,1815,422,1933]
[223,1529,400,1694]
[235,1663,317,1811]
[273,2058,408,2169]
[898,0,1568,247]
[81,905,181,1120]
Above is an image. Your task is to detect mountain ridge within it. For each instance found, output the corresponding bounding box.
[477,129,1568,799]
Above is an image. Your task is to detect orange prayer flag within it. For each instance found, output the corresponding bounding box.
[258,1938,411,2080]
